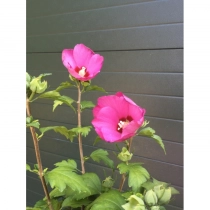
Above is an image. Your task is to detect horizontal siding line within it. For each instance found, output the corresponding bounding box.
[26,48,183,54]
[27,0,158,19]
[28,21,183,36]
[166,204,182,209]
[27,188,44,197]
[27,22,183,38]
[27,142,183,168]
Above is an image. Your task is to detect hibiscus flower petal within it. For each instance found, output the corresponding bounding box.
[62,49,77,69]
[96,95,129,119]
[128,103,145,125]
[73,44,94,68]
[87,54,104,75]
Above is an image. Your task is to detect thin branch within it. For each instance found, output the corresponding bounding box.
[26,98,54,210]
[77,82,85,174]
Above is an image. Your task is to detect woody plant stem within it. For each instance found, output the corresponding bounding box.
[119,137,133,192]
[77,82,85,174]
[26,98,54,210]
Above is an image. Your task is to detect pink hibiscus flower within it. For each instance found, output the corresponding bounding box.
[92,92,146,142]
[62,44,104,81]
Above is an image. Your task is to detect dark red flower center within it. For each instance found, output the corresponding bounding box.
[75,66,89,77]
[117,116,133,133]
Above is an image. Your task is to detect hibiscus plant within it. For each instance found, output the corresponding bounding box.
[26,44,179,210]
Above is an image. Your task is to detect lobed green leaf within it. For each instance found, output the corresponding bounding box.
[90,149,114,169]
[117,163,150,192]
[70,126,92,137]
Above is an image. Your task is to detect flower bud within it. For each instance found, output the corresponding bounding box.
[158,188,171,205]
[144,190,158,206]
[154,185,165,199]
[102,176,114,188]
[118,147,133,162]
[30,76,47,94]
[122,195,145,210]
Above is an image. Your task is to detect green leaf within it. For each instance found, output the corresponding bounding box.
[53,95,75,112]
[86,190,126,210]
[82,173,101,195]
[90,149,114,169]
[62,197,91,208]
[170,186,180,195]
[141,181,156,191]
[85,85,106,93]
[39,126,76,141]
[38,90,61,99]
[54,159,77,171]
[80,100,95,110]
[138,127,155,137]
[45,166,91,194]
[34,198,62,210]
[56,81,74,91]
[26,120,40,129]
[70,126,92,137]
[53,100,63,112]
[117,163,150,192]
[26,164,31,171]
[93,136,102,146]
[138,127,166,154]
[152,135,166,154]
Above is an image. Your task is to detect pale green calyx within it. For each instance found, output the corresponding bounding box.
[144,189,158,206]
[122,195,146,210]
[30,76,47,93]
[118,147,133,162]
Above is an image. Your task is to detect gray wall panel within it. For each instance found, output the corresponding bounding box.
[27,24,183,52]
[27,49,183,73]
[27,1,183,36]
[27,0,155,18]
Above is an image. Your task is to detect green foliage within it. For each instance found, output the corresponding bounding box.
[26,116,40,129]
[55,81,74,91]
[86,190,126,210]
[62,197,92,208]
[90,149,114,169]
[137,127,166,154]
[80,100,95,110]
[84,84,106,93]
[118,163,150,192]
[39,126,76,141]
[70,126,92,137]
[45,163,90,193]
